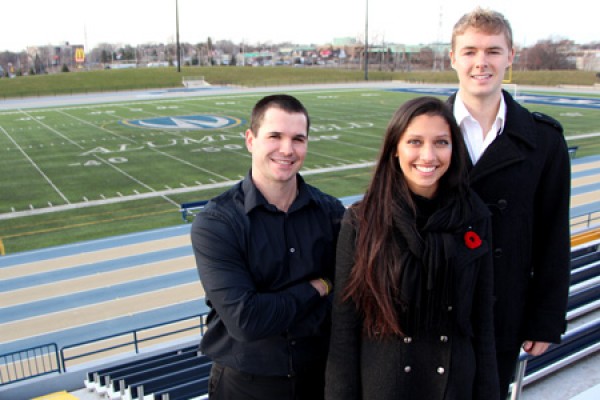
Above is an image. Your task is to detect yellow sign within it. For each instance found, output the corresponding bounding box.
[75,47,85,63]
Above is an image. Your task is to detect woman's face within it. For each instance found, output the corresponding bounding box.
[396,114,452,199]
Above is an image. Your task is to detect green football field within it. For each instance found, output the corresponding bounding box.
[1,86,599,253]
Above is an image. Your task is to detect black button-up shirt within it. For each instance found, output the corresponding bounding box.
[191,172,345,376]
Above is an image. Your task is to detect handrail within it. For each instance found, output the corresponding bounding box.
[0,343,60,386]
[510,319,600,399]
[60,313,208,372]
[1,239,599,388]
[571,210,600,231]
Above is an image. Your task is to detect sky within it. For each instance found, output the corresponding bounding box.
[0,0,597,53]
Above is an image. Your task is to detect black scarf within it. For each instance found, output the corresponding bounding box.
[392,192,469,336]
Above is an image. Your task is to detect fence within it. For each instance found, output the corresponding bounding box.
[0,344,60,386]
[1,240,599,390]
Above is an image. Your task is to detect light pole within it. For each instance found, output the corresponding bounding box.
[176,0,181,72]
[364,0,369,80]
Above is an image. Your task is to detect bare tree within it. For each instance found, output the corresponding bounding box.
[519,39,576,70]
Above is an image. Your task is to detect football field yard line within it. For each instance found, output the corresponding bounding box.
[54,107,202,205]
[28,107,177,207]
[568,132,600,140]
[0,162,373,220]
[57,107,232,181]
[55,108,137,144]
[148,146,233,181]
[91,153,180,208]
[19,109,85,148]
[22,111,178,206]
[0,124,71,204]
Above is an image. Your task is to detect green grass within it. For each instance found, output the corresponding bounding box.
[0,80,599,254]
[1,66,599,100]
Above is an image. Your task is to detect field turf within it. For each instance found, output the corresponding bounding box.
[1,86,599,253]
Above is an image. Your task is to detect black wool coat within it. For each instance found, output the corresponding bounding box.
[448,91,571,351]
[325,193,499,400]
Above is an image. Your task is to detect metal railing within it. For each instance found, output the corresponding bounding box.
[0,343,60,386]
[509,239,600,399]
[60,313,208,371]
[1,240,599,390]
[510,319,600,399]
[571,211,600,231]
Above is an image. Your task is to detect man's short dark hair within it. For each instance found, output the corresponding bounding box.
[249,94,310,135]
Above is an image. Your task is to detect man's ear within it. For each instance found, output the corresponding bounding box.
[507,47,515,67]
[245,129,254,152]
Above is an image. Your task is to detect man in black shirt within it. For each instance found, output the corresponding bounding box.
[191,94,345,400]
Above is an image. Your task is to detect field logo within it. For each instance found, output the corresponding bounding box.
[121,115,245,130]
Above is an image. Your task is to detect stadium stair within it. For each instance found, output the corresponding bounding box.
[77,240,600,400]
[84,345,211,400]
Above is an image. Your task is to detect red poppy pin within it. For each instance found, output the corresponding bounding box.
[464,230,482,249]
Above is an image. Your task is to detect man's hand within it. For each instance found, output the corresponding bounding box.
[309,278,332,297]
[522,341,551,356]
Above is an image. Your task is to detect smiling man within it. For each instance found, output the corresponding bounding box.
[447,8,572,398]
[191,94,345,400]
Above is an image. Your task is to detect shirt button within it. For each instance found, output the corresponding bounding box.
[440,336,448,343]
[494,248,503,258]
[290,340,296,346]
[404,366,412,373]
[403,337,412,344]
[289,247,296,253]
[497,199,508,210]
[437,367,445,375]
[447,306,453,311]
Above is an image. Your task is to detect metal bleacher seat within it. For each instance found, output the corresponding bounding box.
[104,354,210,399]
[125,361,211,400]
[150,376,210,400]
[85,346,199,394]
[510,239,600,399]
[571,245,600,270]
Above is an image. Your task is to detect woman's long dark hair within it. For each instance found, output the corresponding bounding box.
[343,96,470,338]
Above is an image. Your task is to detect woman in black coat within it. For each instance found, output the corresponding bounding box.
[325,97,499,400]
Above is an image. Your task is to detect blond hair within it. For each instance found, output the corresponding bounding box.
[451,7,513,50]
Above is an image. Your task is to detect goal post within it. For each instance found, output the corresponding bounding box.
[501,66,519,97]
[182,76,208,88]
[502,65,513,83]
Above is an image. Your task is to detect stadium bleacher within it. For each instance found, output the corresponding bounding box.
[2,154,600,399]
[76,237,600,400]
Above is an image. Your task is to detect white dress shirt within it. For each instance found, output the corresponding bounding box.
[453,93,507,164]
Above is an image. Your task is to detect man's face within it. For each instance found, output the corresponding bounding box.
[450,28,515,100]
[246,107,308,187]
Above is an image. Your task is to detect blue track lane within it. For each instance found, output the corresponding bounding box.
[0,269,199,324]
[0,246,192,291]
[0,224,191,268]
[0,300,209,355]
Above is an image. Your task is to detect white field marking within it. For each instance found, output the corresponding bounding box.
[0,163,375,220]
[0,125,71,204]
[18,109,83,149]
[567,132,600,141]
[58,106,232,181]
[90,154,180,207]
[144,146,232,180]
[41,109,180,206]
[55,109,136,143]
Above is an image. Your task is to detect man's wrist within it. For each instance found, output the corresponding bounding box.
[318,278,333,296]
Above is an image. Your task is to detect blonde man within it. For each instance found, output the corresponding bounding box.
[448,8,571,397]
